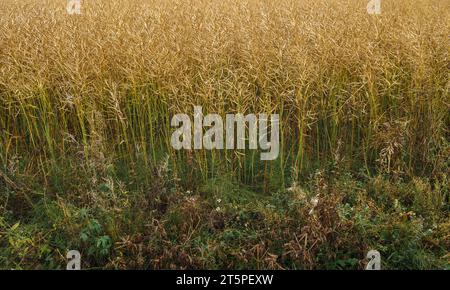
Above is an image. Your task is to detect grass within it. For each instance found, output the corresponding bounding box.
[0,0,449,269]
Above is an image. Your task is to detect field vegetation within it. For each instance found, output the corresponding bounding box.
[0,0,448,269]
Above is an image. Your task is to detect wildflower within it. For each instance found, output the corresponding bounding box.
[309,195,319,215]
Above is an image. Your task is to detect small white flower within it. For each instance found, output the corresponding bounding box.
[310,196,319,207]
[309,195,319,215]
